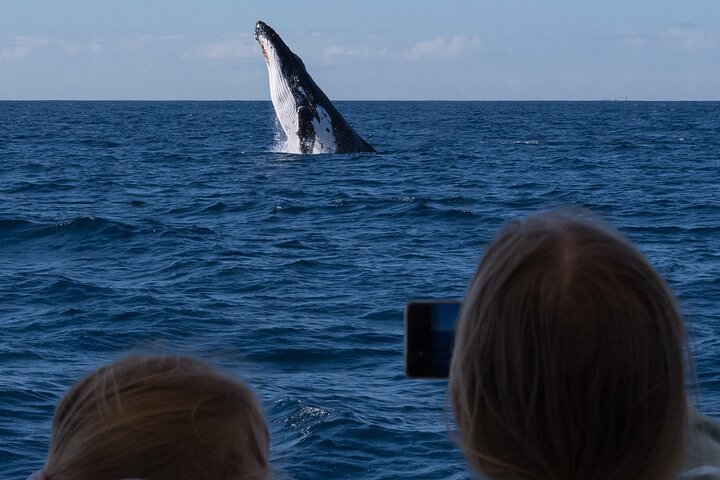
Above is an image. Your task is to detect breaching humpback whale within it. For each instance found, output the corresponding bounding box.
[254,21,375,154]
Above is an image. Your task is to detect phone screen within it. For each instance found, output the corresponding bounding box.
[405,301,461,378]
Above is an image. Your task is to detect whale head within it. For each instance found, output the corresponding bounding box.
[254,21,306,72]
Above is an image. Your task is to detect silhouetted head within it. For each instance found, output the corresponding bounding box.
[44,355,271,480]
[450,210,689,480]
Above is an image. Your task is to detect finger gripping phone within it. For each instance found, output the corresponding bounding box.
[404,300,461,379]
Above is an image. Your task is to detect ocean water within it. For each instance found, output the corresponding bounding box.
[1,101,719,479]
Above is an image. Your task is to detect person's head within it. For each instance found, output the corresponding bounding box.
[43,355,270,480]
[450,210,688,480]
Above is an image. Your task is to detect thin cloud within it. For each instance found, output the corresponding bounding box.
[405,35,480,60]
[616,30,649,48]
[188,34,257,60]
[668,27,716,50]
[0,35,105,60]
[322,44,388,62]
[120,35,186,55]
[615,27,718,52]
[59,39,104,56]
[118,34,258,61]
[0,36,52,60]
[0,33,258,62]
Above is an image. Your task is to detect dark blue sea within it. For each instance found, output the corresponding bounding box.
[1,101,719,479]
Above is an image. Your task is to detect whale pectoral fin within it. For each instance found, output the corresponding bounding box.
[297,105,315,155]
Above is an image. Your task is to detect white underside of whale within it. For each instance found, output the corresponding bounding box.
[259,38,336,154]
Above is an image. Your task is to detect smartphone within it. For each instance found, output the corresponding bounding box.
[404,300,462,378]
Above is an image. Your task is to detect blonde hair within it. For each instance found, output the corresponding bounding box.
[450,210,688,480]
[44,355,270,480]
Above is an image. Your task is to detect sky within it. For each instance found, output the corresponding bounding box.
[1,0,719,100]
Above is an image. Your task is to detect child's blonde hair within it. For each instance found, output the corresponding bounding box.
[44,355,270,480]
[450,210,688,480]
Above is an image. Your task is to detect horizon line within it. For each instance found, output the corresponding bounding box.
[2,98,719,102]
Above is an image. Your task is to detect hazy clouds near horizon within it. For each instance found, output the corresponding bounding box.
[2,0,718,100]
